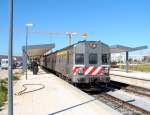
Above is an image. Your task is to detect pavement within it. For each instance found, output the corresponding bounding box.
[110,69,150,80]
[0,68,122,115]
[0,69,8,80]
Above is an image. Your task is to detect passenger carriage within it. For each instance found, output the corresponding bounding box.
[40,41,110,85]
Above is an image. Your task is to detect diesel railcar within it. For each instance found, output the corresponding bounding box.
[40,41,110,85]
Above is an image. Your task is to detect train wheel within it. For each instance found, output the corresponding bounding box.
[105,83,108,87]
[72,83,76,87]
[66,78,71,83]
[73,83,79,87]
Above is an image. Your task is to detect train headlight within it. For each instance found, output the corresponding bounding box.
[78,68,84,75]
[102,67,109,75]
[92,44,96,48]
[103,69,108,73]
[87,42,97,49]
[91,43,97,49]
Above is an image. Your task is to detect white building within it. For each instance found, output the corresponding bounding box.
[111,53,145,63]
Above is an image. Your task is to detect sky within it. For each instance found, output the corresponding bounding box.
[0,0,150,56]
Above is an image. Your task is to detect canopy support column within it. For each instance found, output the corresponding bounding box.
[126,51,129,73]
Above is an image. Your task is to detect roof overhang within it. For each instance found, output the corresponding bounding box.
[110,45,148,53]
[22,44,55,56]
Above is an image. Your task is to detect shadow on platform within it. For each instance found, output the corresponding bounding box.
[48,99,96,115]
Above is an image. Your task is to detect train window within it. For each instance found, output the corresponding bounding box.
[89,53,97,64]
[75,53,84,64]
[102,54,108,64]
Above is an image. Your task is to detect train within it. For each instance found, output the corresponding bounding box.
[40,41,111,86]
[1,58,17,69]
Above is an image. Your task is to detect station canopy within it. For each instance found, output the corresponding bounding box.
[110,45,148,53]
[22,44,55,56]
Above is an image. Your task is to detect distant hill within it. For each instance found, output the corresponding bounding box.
[0,55,22,61]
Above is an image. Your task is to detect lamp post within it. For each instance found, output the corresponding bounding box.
[8,0,13,114]
[25,23,33,80]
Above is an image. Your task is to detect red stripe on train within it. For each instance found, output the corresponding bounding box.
[97,67,103,75]
[72,67,79,74]
[88,66,97,75]
[83,66,89,73]
[72,66,110,76]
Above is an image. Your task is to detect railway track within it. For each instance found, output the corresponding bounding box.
[108,81,150,98]
[94,93,150,115]
[84,83,150,115]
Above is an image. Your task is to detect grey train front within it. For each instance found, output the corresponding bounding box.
[40,41,110,85]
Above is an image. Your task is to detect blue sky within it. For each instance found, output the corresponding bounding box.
[0,0,150,56]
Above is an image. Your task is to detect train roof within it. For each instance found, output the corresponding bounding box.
[45,40,109,56]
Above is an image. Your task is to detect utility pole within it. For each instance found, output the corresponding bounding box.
[8,0,13,115]
[25,26,28,80]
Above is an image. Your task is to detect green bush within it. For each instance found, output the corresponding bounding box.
[4,75,20,81]
[0,80,7,107]
[119,64,150,72]
[0,74,20,109]
[13,75,20,80]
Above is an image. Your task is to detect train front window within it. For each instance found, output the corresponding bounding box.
[89,53,97,64]
[75,53,84,64]
[102,54,108,64]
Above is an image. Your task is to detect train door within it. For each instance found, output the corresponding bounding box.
[44,56,47,67]
[52,54,56,71]
[84,42,100,66]
[66,51,70,76]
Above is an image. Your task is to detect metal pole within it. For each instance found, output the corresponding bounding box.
[8,0,13,114]
[25,26,28,80]
[126,51,129,73]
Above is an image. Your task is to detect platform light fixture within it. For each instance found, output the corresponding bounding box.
[26,23,33,27]
[81,33,88,39]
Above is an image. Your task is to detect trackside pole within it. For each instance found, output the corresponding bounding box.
[126,51,129,73]
[8,0,13,115]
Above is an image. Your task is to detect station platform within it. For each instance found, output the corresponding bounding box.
[1,68,121,115]
[110,69,150,89]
